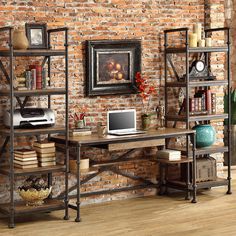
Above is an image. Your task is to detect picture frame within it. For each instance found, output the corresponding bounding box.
[25,23,47,49]
[86,40,141,96]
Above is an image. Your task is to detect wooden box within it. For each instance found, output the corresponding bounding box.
[181,156,217,182]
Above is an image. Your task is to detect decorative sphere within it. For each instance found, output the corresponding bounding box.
[192,124,216,148]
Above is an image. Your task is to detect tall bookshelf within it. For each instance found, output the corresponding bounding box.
[0,26,69,228]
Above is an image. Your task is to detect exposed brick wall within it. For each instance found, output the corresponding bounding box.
[0,0,230,205]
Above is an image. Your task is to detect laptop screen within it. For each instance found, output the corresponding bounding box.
[108,109,136,132]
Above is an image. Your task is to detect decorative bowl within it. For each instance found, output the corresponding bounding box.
[18,186,52,206]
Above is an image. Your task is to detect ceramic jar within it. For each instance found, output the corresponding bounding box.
[192,124,216,147]
[141,114,151,131]
[12,29,29,50]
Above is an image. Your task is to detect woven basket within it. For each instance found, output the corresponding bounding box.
[18,186,52,206]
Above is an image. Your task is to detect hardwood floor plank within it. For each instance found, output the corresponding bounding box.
[0,180,236,235]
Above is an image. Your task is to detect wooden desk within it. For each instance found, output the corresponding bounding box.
[52,128,196,222]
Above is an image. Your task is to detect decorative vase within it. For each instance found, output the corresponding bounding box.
[12,29,29,50]
[141,114,151,131]
[192,124,216,148]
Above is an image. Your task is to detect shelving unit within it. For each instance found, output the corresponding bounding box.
[163,27,231,198]
[0,26,69,228]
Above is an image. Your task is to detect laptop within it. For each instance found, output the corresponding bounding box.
[107,109,145,136]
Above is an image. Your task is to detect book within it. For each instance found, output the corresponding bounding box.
[34,146,56,154]
[14,149,36,155]
[69,130,92,137]
[14,153,37,159]
[33,141,55,148]
[37,152,56,158]
[14,156,37,161]
[31,68,36,89]
[14,164,38,169]
[16,86,27,90]
[38,157,56,162]
[39,161,56,167]
[157,149,181,161]
[13,159,38,165]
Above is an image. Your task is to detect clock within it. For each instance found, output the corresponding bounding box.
[194,60,205,72]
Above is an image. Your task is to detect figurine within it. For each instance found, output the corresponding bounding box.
[156,101,165,129]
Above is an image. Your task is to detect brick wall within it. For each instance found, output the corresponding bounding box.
[0,0,230,205]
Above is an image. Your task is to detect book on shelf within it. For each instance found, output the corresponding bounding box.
[14,156,37,161]
[14,153,37,158]
[13,159,38,165]
[33,141,55,148]
[37,152,56,158]
[39,161,56,167]
[157,149,181,161]
[29,64,42,90]
[33,146,56,154]
[14,163,38,169]
[14,149,36,155]
[38,157,56,162]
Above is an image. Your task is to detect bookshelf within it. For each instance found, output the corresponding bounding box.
[0,26,69,228]
[163,27,231,197]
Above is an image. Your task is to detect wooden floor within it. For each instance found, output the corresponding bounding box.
[0,182,236,236]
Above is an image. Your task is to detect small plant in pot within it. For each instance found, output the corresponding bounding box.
[18,176,52,206]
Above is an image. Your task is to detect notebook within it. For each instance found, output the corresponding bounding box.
[107,109,145,136]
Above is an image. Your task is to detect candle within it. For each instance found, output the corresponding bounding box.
[193,23,202,41]
[198,39,205,47]
[205,38,212,47]
[189,33,197,47]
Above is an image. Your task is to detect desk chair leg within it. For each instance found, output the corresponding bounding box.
[75,144,81,222]
[164,165,169,195]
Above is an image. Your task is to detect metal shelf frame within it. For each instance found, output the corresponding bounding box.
[0,26,69,228]
[164,27,231,198]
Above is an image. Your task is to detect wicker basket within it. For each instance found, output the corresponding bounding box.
[18,186,52,206]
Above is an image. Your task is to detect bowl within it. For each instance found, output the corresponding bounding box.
[18,186,52,206]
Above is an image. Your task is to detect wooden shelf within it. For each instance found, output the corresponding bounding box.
[0,164,66,176]
[0,49,65,57]
[0,126,66,136]
[156,157,192,164]
[166,178,228,190]
[177,145,229,156]
[165,46,228,54]
[166,80,228,88]
[0,88,66,97]
[166,113,228,122]
[0,199,65,215]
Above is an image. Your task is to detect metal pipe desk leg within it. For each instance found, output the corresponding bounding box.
[191,132,197,203]
[75,143,81,222]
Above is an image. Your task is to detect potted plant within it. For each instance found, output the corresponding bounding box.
[135,72,156,130]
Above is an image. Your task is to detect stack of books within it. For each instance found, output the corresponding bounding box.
[157,149,181,161]
[15,77,27,90]
[14,149,38,169]
[33,141,56,167]
[69,128,92,137]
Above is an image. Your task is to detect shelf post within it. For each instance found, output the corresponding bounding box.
[75,143,81,222]
[191,132,197,203]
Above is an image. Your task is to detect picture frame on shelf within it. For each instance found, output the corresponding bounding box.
[86,40,141,96]
[25,23,47,49]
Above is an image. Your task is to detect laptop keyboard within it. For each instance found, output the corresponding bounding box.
[109,130,146,136]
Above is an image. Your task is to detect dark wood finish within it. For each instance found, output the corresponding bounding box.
[0,49,65,57]
[0,199,64,215]
[0,88,66,97]
[0,164,66,176]
[0,126,66,136]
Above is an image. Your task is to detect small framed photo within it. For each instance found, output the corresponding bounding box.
[25,23,47,49]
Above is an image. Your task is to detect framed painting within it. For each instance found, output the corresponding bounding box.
[86,40,141,96]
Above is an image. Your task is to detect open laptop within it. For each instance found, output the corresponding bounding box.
[107,109,145,136]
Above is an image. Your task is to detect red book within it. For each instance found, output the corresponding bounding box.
[206,89,212,114]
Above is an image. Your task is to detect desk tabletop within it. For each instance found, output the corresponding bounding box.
[51,128,195,146]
